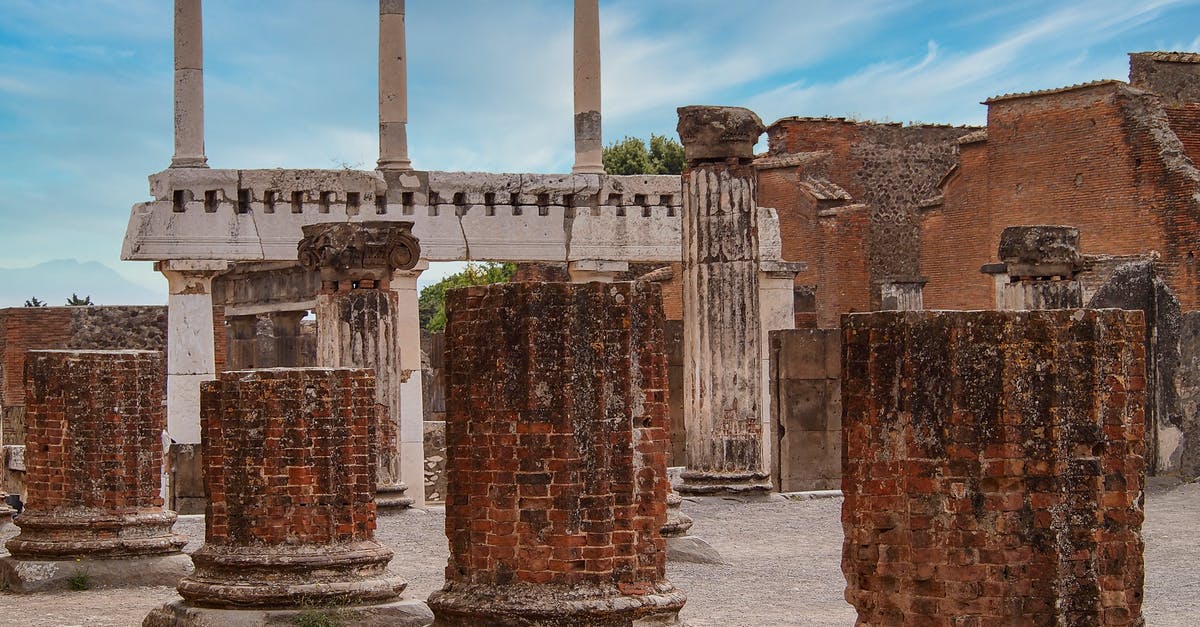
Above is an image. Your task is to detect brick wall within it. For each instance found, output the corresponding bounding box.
[432,281,683,623]
[920,139,995,310]
[816,207,871,327]
[841,310,1146,625]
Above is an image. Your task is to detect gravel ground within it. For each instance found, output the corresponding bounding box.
[1,481,1197,626]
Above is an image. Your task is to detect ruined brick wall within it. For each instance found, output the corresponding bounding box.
[816,207,871,327]
[842,310,1146,625]
[441,282,671,592]
[512,262,569,283]
[0,308,71,406]
[1129,52,1200,106]
[919,138,995,310]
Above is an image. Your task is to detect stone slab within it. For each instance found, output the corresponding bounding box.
[142,597,434,627]
[0,552,192,593]
[665,535,725,565]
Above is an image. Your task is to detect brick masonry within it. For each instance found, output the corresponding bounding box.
[6,350,185,559]
[841,310,1146,626]
[429,282,685,625]
[174,367,405,608]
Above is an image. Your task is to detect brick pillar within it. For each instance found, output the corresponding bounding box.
[429,282,686,626]
[841,310,1146,626]
[0,351,189,591]
[300,221,422,509]
[676,105,771,495]
[147,368,431,623]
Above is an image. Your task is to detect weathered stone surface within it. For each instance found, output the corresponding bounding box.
[143,597,433,627]
[770,329,841,492]
[664,535,725,566]
[1,554,192,593]
[998,225,1083,277]
[676,106,764,163]
[842,310,1147,626]
[431,282,684,626]
[6,350,186,561]
[298,221,420,281]
[172,368,407,609]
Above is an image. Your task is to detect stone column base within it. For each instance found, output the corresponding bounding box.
[428,581,686,627]
[143,597,434,627]
[0,552,192,593]
[660,492,693,537]
[5,510,188,559]
[376,483,414,510]
[676,470,771,495]
[0,504,13,529]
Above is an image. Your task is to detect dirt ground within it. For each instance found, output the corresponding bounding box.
[1,481,1197,626]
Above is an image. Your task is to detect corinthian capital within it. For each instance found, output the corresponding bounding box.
[297,221,420,281]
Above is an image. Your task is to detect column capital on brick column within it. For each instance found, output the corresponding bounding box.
[676,105,765,164]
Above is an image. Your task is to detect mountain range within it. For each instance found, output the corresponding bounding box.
[0,259,164,308]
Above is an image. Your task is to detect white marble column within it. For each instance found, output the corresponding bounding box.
[378,0,412,171]
[572,0,604,174]
[390,260,427,506]
[157,260,227,444]
[172,0,207,168]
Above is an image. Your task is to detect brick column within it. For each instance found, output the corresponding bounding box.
[146,368,430,624]
[429,282,686,625]
[677,105,771,495]
[841,310,1146,626]
[299,221,422,509]
[0,350,189,591]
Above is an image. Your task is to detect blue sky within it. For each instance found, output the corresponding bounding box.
[2,0,1199,300]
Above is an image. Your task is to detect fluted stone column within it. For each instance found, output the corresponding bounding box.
[677,106,771,495]
[378,0,412,171]
[572,0,604,174]
[172,0,207,168]
[300,222,422,509]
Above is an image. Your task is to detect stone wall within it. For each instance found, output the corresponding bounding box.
[842,310,1146,625]
[770,328,841,492]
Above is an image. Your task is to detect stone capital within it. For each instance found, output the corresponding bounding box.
[676,106,765,163]
[155,260,228,295]
[297,221,421,282]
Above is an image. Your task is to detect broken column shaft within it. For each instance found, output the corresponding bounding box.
[993,225,1085,310]
[572,0,604,174]
[429,282,685,626]
[378,0,412,170]
[676,105,771,495]
[299,221,422,508]
[171,0,207,168]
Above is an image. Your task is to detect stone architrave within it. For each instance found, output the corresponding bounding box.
[144,368,432,625]
[429,282,685,626]
[0,351,190,592]
[299,221,422,509]
[676,105,772,495]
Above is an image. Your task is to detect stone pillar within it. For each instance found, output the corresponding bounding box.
[378,0,412,171]
[157,260,226,446]
[842,310,1146,626]
[676,105,771,495]
[567,259,628,283]
[224,314,258,370]
[571,0,604,174]
[391,260,427,506]
[145,368,432,625]
[299,221,421,509]
[171,0,207,168]
[269,310,306,367]
[876,279,926,311]
[758,262,803,478]
[0,351,189,592]
[993,225,1085,310]
[429,282,685,625]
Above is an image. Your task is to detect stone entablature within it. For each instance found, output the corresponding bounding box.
[122,168,790,265]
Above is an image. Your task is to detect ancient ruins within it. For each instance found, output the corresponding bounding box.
[1,0,1198,625]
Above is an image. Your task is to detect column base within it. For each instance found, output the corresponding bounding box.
[428,581,686,627]
[143,597,434,627]
[178,541,405,608]
[660,492,693,537]
[5,509,188,559]
[0,552,192,593]
[0,504,14,529]
[376,483,415,510]
[676,470,772,496]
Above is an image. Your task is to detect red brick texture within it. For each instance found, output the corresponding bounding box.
[6,350,185,559]
[430,282,684,625]
[177,367,404,608]
[841,310,1146,626]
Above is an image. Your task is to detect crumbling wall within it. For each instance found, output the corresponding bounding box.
[842,310,1146,625]
[1129,52,1200,106]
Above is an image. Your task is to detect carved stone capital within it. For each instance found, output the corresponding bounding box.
[298,221,421,282]
[676,105,765,163]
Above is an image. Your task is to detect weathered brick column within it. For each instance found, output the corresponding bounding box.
[299,220,422,509]
[677,105,772,494]
[429,282,686,626]
[0,350,189,592]
[842,310,1146,626]
[146,368,431,625]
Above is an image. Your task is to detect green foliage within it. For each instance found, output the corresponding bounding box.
[418,262,517,332]
[23,297,46,307]
[66,568,91,591]
[293,609,341,627]
[65,293,93,306]
[602,134,685,175]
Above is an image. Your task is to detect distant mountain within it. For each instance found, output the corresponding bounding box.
[0,259,164,308]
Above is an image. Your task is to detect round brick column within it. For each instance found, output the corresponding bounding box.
[5,350,186,559]
[174,368,405,607]
[429,282,686,626]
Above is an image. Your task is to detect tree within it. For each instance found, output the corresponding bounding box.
[418,262,517,332]
[65,293,93,306]
[602,134,685,175]
[23,297,46,307]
